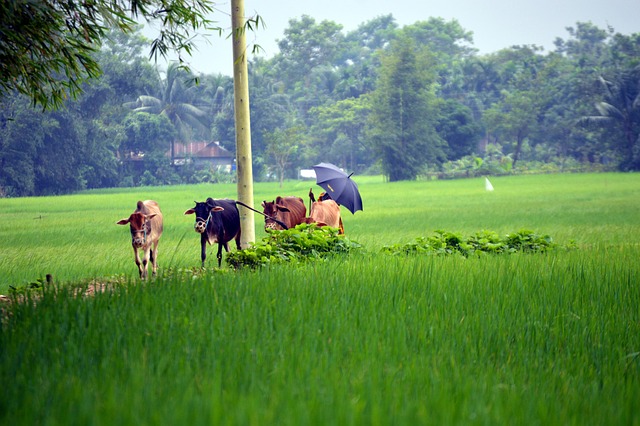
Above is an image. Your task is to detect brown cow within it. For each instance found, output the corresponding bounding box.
[309,200,344,234]
[308,189,345,234]
[261,196,307,230]
[117,200,163,279]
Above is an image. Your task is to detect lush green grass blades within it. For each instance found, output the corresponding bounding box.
[1,249,639,425]
[1,173,640,425]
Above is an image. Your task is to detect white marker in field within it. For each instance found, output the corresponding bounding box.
[485,177,494,191]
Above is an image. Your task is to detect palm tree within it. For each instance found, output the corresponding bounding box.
[581,66,640,170]
[125,62,210,164]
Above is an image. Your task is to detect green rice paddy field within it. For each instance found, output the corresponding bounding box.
[1,173,639,425]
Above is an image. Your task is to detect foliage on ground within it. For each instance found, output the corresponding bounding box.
[382,229,574,257]
[226,226,570,269]
[226,223,362,269]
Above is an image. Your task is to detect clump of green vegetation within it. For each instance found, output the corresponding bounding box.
[226,223,362,269]
[382,229,574,257]
[228,227,572,269]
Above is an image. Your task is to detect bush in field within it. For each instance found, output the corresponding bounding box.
[382,229,569,257]
[226,224,362,269]
[229,227,569,270]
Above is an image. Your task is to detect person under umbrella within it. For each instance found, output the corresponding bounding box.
[312,162,363,214]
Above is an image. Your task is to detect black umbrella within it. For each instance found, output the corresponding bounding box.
[312,162,363,214]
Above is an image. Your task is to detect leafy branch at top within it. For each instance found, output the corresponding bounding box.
[0,0,258,109]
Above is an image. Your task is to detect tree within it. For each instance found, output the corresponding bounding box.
[126,62,210,164]
[197,73,235,149]
[484,89,541,168]
[308,97,371,171]
[0,94,90,195]
[581,67,640,170]
[119,112,176,185]
[336,15,399,99]
[554,22,612,66]
[122,112,176,155]
[0,26,164,195]
[265,125,305,187]
[0,0,219,109]
[435,99,482,160]
[275,15,345,89]
[367,36,445,181]
[246,58,301,180]
[402,17,475,64]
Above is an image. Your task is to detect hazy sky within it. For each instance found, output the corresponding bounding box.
[148,0,639,76]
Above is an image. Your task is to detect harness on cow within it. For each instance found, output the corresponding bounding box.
[131,217,152,245]
[143,220,148,244]
[195,210,212,230]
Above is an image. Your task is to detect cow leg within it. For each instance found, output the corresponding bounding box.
[234,231,242,251]
[216,243,224,267]
[140,246,151,280]
[150,240,159,276]
[200,234,208,268]
[133,246,144,279]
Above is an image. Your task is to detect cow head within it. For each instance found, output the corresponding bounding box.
[261,200,290,230]
[185,199,224,234]
[117,212,157,248]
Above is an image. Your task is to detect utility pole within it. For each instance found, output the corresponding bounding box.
[231,0,255,247]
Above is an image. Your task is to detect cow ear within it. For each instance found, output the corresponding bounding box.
[184,209,196,215]
[116,218,130,225]
[147,213,157,220]
[276,205,291,212]
[261,201,266,208]
[212,206,225,212]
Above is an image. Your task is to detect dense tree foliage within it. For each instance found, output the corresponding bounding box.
[0,0,218,109]
[125,62,210,165]
[1,13,639,195]
[368,36,445,181]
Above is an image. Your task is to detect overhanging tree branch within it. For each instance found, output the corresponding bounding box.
[0,0,242,110]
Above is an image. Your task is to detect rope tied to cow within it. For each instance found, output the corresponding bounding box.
[195,211,212,230]
[130,217,152,245]
[234,200,290,230]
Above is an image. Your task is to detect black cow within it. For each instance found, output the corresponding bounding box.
[184,198,242,267]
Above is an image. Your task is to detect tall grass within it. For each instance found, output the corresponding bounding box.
[1,249,639,425]
[2,173,639,290]
[1,173,640,425]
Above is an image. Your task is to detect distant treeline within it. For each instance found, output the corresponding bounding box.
[1,16,638,196]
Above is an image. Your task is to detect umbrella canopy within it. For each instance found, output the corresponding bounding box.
[312,162,363,214]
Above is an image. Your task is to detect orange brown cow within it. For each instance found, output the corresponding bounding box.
[261,196,307,230]
[308,189,344,234]
[116,200,163,279]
